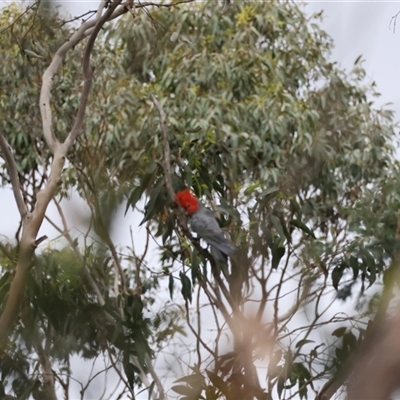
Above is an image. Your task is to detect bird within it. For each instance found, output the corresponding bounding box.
[175,189,237,263]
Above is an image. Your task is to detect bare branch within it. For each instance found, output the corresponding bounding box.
[96,0,108,20]
[106,345,135,397]
[126,0,136,17]
[149,96,195,236]
[137,0,195,8]
[32,328,57,400]
[390,10,400,33]
[0,1,127,348]
[64,1,125,150]
[145,354,166,400]
[0,133,28,218]
[40,2,126,152]
[185,297,216,358]
[316,374,346,400]
[34,235,48,247]
[0,150,65,346]
[57,10,97,28]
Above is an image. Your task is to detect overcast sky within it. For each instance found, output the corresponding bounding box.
[306,2,400,112]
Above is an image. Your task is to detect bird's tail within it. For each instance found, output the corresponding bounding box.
[210,241,237,263]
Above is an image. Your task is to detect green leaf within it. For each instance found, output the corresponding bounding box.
[125,186,144,215]
[125,171,155,215]
[319,261,328,277]
[354,54,363,65]
[269,349,282,372]
[271,239,285,270]
[168,273,174,300]
[343,331,357,350]
[191,249,200,275]
[171,385,195,396]
[270,214,288,243]
[123,361,136,390]
[140,178,165,225]
[218,197,241,221]
[332,327,347,337]
[294,363,311,380]
[331,264,345,289]
[206,370,229,396]
[135,336,151,367]
[162,213,175,244]
[179,272,192,303]
[258,187,280,210]
[295,339,315,349]
[174,373,205,389]
[289,219,316,239]
[277,375,285,399]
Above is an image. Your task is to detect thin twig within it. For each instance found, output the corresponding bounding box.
[0,133,27,218]
[137,0,195,8]
[389,10,400,33]
[57,10,97,28]
[126,0,136,17]
[185,296,216,358]
[106,345,135,398]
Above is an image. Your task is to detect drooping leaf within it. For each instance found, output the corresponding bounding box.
[332,327,347,337]
[289,219,316,239]
[206,370,229,397]
[179,272,192,303]
[271,239,286,270]
[168,273,174,300]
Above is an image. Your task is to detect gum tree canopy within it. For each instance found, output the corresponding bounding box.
[0,1,399,399]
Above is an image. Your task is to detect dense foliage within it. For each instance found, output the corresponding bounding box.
[0,1,399,399]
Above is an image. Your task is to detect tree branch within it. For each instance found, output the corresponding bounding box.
[137,0,195,7]
[32,327,57,400]
[0,1,126,349]
[40,2,126,153]
[316,373,346,400]
[144,353,166,400]
[150,94,239,314]
[64,0,124,150]
[0,133,28,218]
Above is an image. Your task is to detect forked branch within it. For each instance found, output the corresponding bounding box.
[0,0,126,348]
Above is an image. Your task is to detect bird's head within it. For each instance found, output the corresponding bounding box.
[175,189,199,215]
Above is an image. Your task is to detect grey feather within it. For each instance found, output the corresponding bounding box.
[189,203,237,263]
